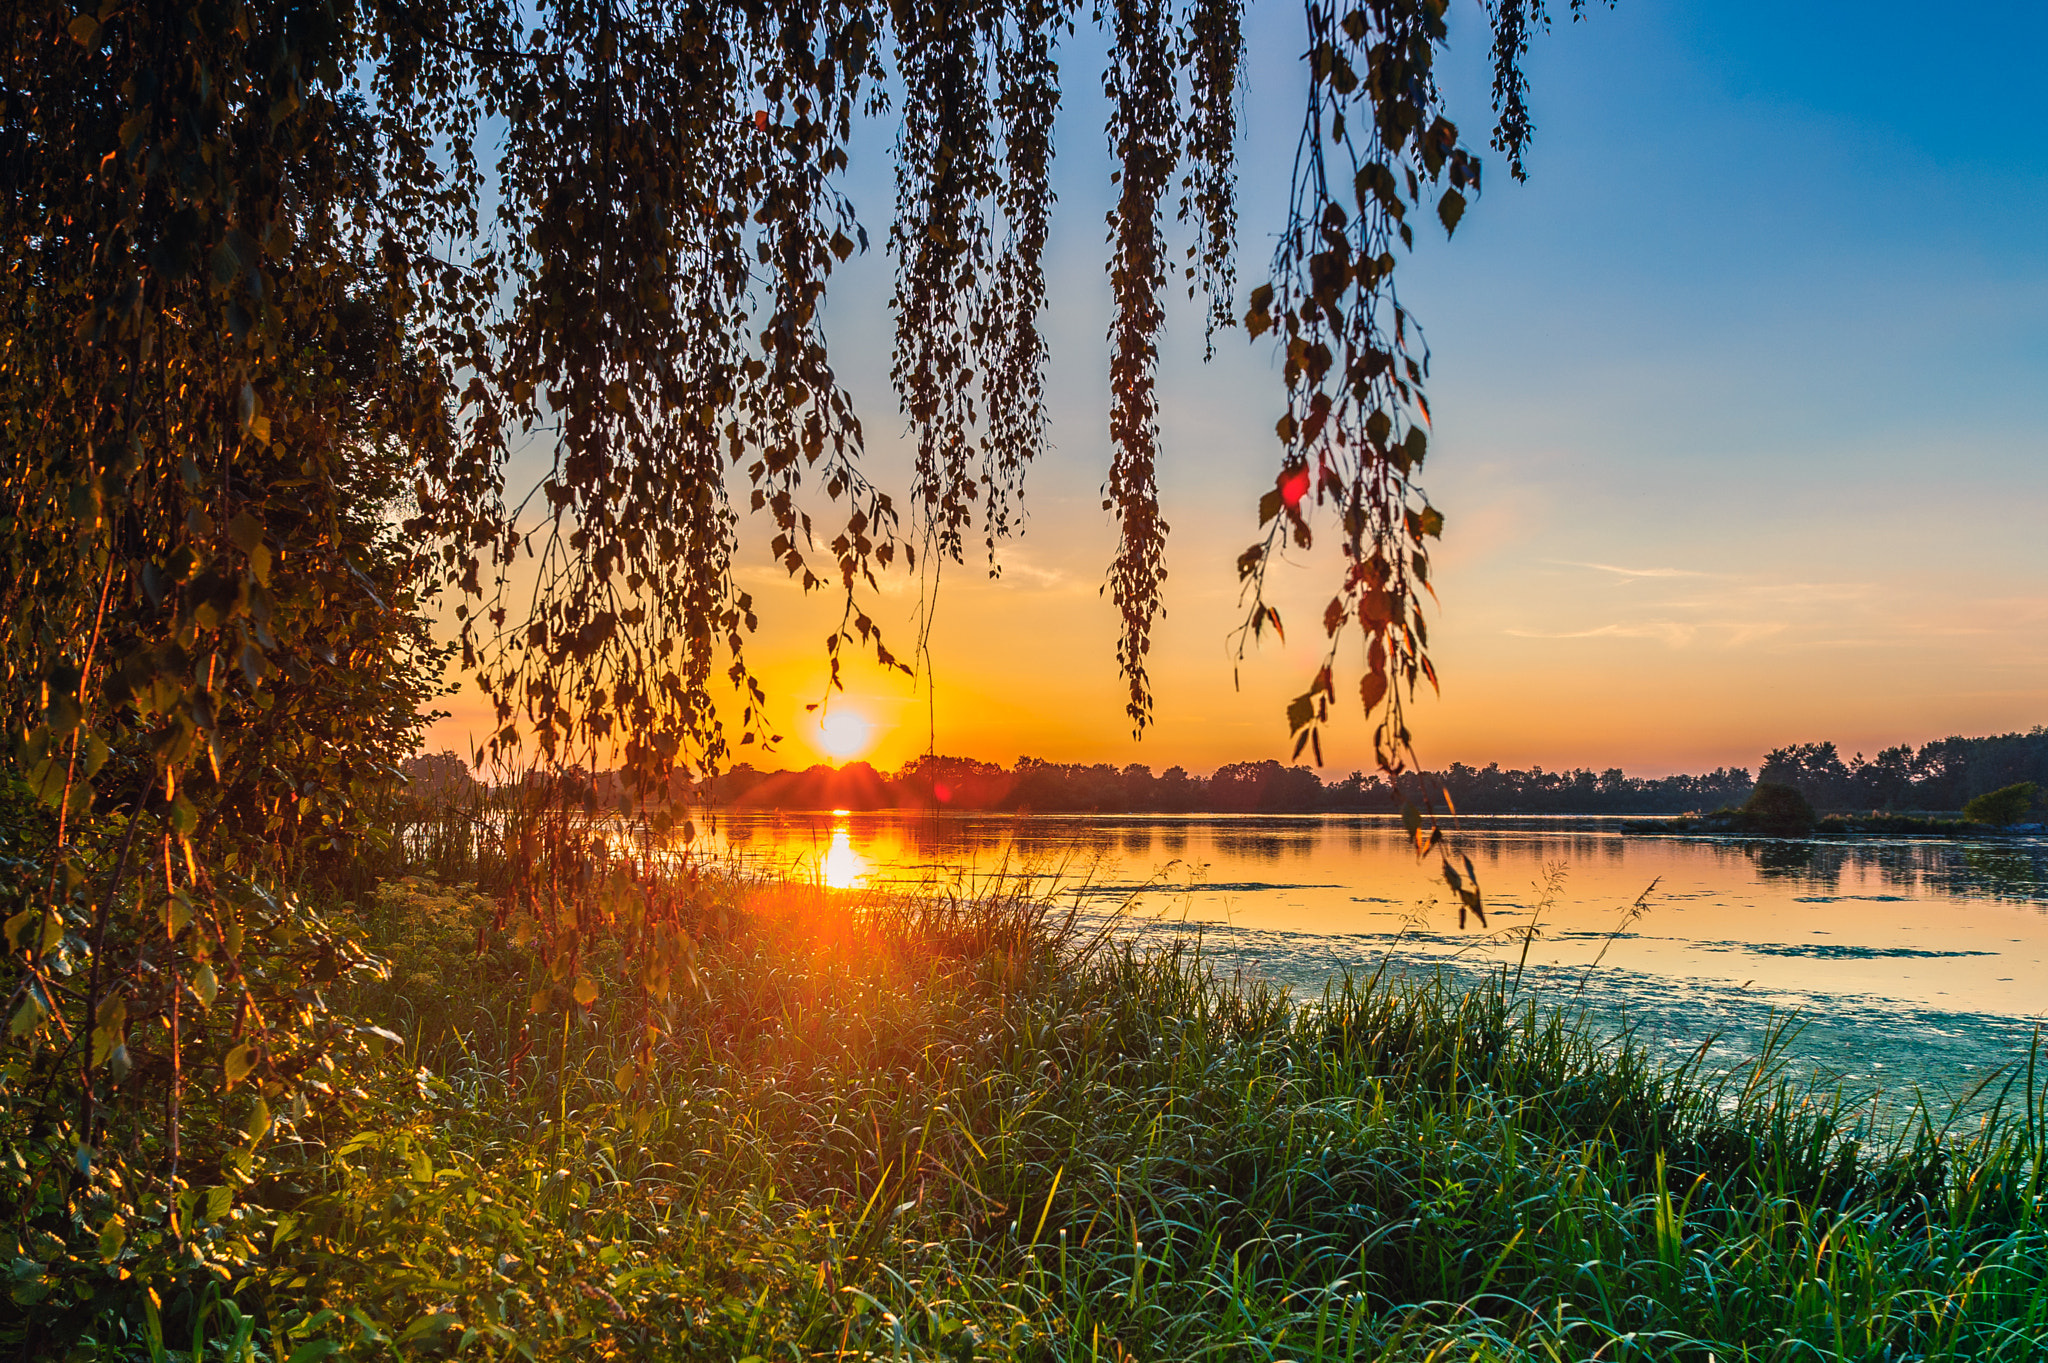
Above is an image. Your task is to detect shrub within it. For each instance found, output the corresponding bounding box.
[1962,780,2041,826]
[1739,780,1817,836]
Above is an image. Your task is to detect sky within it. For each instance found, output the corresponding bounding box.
[430,1,2048,778]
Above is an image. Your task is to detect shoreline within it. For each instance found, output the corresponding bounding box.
[688,804,2046,840]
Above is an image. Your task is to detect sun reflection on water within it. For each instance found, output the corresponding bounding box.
[820,823,867,890]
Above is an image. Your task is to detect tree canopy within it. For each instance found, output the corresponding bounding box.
[9,0,1592,805]
[1,0,1592,1325]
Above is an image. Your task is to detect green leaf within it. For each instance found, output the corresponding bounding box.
[92,995,126,1067]
[395,1313,462,1346]
[359,1024,402,1059]
[45,691,82,735]
[191,963,218,1008]
[223,1043,256,1088]
[97,1216,126,1263]
[285,1344,340,1363]
[9,988,46,1039]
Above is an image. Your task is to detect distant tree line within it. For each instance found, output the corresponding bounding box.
[694,755,1755,815]
[401,727,2048,817]
[1758,729,2048,813]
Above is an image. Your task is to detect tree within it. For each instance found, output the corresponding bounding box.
[5,0,1589,1326]
[1962,781,2040,827]
[1739,781,1818,838]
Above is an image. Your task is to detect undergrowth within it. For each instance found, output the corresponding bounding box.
[37,834,2048,1361]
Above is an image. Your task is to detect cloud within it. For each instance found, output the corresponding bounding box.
[1506,619,1788,648]
[1552,560,1719,580]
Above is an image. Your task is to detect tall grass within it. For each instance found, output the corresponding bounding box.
[164,836,2048,1361]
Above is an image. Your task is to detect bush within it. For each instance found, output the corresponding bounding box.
[1962,780,2041,826]
[1739,780,1817,836]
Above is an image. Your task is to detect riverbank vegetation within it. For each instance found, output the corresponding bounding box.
[12,813,2045,1360]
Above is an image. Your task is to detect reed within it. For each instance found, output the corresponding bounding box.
[226,852,2045,1361]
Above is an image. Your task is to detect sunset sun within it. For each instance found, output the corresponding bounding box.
[815,708,873,761]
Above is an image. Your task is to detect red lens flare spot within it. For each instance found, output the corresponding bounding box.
[1280,467,1310,510]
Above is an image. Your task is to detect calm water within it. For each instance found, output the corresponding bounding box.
[695,812,2048,1098]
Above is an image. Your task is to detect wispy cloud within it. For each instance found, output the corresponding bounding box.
[1552,559,1719,580]
[1506,620,1788,648]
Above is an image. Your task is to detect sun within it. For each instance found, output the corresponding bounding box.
[815,708,873,761]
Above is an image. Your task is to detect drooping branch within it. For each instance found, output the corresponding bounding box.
[1232,0,1486,918]
[1181,0,1245,350]
[1102,0,1181,734]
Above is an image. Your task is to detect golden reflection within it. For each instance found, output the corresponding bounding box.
[820,824,867,890]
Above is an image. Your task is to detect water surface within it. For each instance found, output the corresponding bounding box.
[696,812,2048,1099]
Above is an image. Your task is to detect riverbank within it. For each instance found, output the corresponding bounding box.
[81,863,2038,1361]
[1631,810,2045,838]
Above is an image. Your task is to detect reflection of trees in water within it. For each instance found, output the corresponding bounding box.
[1746,840,1845,890]
[1213,832,1292,863]
[709,814,2048,912]
[1955,846,2047,901]
[1723,835,2047,907]
[1467,833,1628,870]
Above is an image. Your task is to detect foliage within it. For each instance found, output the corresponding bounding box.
[2,0,454,1336]
[1964,781,2043,827]
[32,857,2044,1359]
[1763,728,2048,812]
[8,0,1601,812]
[1738,780,1818,837]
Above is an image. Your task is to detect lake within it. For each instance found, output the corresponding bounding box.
[691,811,2048,1106]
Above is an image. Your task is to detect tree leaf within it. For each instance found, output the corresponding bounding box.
[97,1217,126,1263]
[1437,188,1466,237]
[9,988,46,1039]
[223,1043,256,1088]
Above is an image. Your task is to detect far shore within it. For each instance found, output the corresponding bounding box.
[671,804,2044,839]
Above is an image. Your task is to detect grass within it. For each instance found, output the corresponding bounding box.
[91,818,2048,1361]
